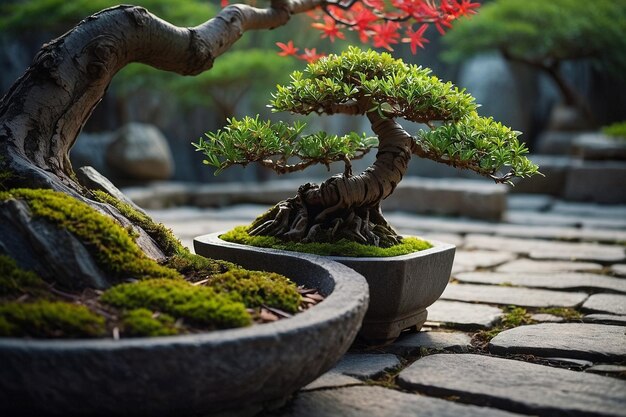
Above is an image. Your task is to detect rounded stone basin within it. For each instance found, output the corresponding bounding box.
[0,247,369,416]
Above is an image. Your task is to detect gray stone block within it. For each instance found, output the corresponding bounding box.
[489,323,626,362]
[384,331,471,355]
[510,155,570,196]
[330,353,401,379]
[496,259,603,273]
[564,161,626,203]
[398,354,626,417]
[582,293,626,315]
[426,300,502,329]
[572,133,626,161]
[583,314,626,325]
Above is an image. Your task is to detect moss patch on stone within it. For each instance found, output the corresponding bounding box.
[0,255,46,296]
[120,308,179,337]
[0,189,180,282]
[101,278,251,329]
[537,307,582,320]
[208,269,302,314]
[221,226,432,257]
[0,300,106,338]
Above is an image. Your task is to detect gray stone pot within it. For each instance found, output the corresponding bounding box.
[195,233,455,343]
[0,250,368,416]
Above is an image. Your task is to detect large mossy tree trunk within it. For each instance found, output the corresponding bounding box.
[0,1,321,289]
[249,113,413,247]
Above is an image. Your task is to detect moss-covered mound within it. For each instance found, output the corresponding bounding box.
[101,279,252,329]
[221,226,432,257]
[0,189,306,339]
[0,300,106,338]
[208,269,301,314]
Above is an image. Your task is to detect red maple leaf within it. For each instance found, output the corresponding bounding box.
[311,15,346,42]
[276,41,299,57]
[454,0,481,17]
[299,48,325,63]
[402,23,429,54]
[370,21,401,51]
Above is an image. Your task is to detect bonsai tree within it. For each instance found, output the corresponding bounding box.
[194,47,540,248]
[441,0,626,127]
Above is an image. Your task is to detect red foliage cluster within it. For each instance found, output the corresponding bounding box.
[222,0,479,61]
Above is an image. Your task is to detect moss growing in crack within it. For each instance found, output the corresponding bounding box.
[221,226,431,257]
[536,307,582,320]
[474,306,534,344]
[208,269,302,314]
[93,190,236,277]
[0,300,106,338]
[120,308,179,337]
[0,189,180,282]
[0,255,46,296]
[101,278,251,329]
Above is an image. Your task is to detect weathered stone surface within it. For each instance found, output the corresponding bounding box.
[495,224,626,243]
[564,161,626,204]
[453,251,517,271]
[505,210,626,230]
[382,177,507,220]
[582,294,626,315]
[329,354,401,379]
[496,259,603,273]
[465,234,625,263]
[398,354,626,417]
[612,264,626,277]
[302,373,362,391]
[383,331,471,355]
[551,201,626,219]
[506,194,554,211]
[455,271,626,293]
[76,166,148,215]
[426,300,502,329]
[572,132,626,161]
[490,323,626,362]
[583,314,626,326]
[277,386,523,417]
[531,314,564,323]
[586,365,626,376]
[106,123,174,181]
[442,284,588,308]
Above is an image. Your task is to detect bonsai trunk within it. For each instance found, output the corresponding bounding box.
[0,1,322,289]
[249,113,413,247]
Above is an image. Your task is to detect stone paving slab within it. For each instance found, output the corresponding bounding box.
[441,284,588,308]
[277,386,523,417]
[465,234,626,263]
[583,314,626,326]
[453,251,517,270]
[489,323,626,362]
[496,259,603,273]
[612,264,626,277]
[302,373,362,391]
[382,331,471,356]
[493,224,626,243]
[582,294,626,315]
[551,201,626,219]
[455,271,626,293]
[504,210,626,230]
[426,300,502,329]
[530,313,564,323]
[506,194,554,211]
[397,354,626,417]
[329,354,401,379]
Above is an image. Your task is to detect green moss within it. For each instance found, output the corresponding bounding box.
[92,190,183,256]
[208,269,302,314]
[0,300,106,338]
[121,308,179,337]
[536,307,582,320]
[0,255,46,296]
[221,226,432,257]
[474,306,533,344]
[0,189,180,282]
[101,279,251,329]
[602,121,626,140]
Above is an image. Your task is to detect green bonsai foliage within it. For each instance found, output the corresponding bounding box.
[195,48,539,247]
[442,0,626,121]
[0,300,106,338]
[101,279,251,329]
[221,226,432,258]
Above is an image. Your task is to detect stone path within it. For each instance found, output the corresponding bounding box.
[145,193,626,417]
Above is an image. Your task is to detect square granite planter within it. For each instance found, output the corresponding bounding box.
[194,233,455,344]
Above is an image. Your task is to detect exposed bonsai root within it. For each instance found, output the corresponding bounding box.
[249,183,401,248]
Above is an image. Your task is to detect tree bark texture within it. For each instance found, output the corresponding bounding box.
[250,113,413,247]
[0,1,322,288]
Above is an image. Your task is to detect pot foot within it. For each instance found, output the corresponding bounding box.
[358,309,428,345]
